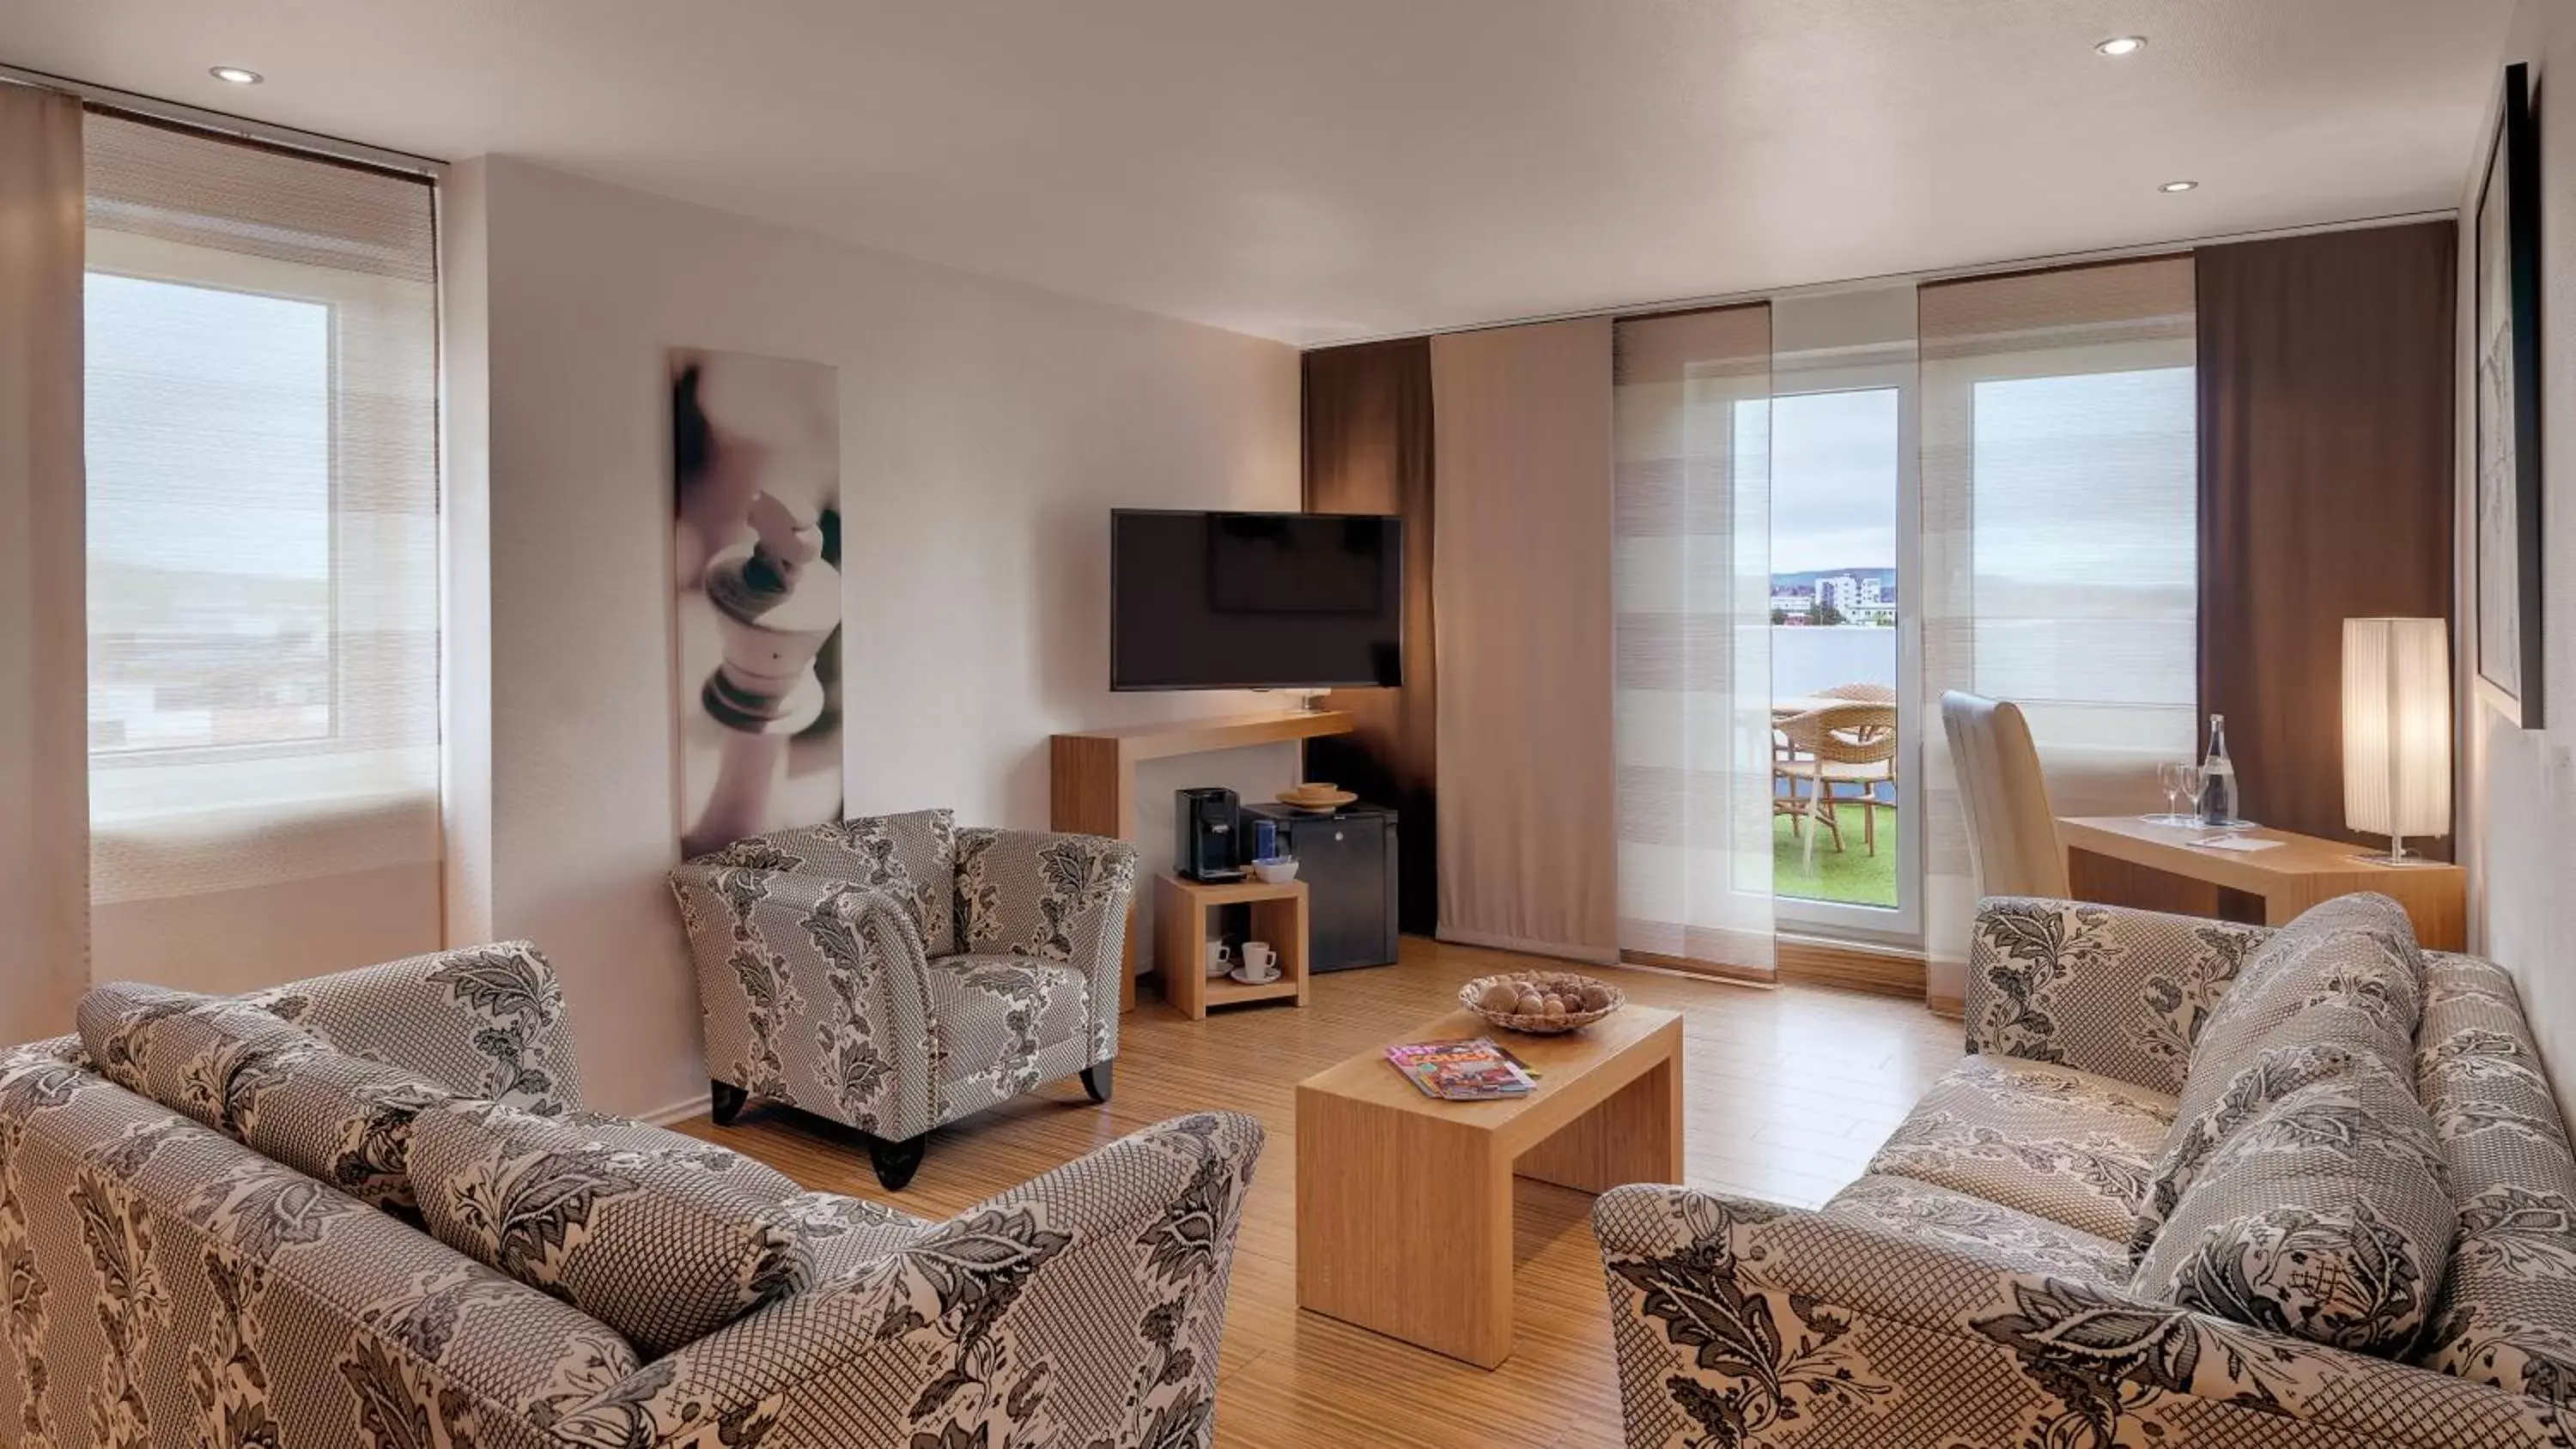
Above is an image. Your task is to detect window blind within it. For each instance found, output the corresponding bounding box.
[1613,304,1775,975]
[1917,257,2196,998]
[82,112,440,979]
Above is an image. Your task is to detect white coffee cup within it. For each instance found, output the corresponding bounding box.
[1206,941,1232,979]
[1236,941,1279,982]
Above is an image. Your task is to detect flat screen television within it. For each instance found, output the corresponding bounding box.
[1111,509,1403,691]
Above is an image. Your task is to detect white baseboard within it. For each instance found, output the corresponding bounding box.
[638,1092,712,1126]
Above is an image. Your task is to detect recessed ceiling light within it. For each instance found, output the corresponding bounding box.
[208,66,263,85]
[2160,179,2200,193]
[2096,35,2147,57]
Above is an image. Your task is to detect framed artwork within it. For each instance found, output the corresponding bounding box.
[2476,62,2545,727]
[670,349,845,856]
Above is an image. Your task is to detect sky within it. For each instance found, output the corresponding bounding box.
[86,272,331,581]
[1757,387,1899,575]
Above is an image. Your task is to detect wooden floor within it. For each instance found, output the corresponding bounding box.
[671,936,1965,1449]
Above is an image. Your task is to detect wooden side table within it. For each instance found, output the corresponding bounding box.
[1048,710,1356,1010]
[1153,873,1309,1020]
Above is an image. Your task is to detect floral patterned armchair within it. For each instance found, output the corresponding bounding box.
[670,809,1139,1190]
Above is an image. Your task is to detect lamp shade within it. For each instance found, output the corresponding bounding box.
[2342,617,2451,840]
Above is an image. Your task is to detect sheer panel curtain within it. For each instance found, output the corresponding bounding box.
[83,114,442,988]
[1918,258,2198,1004]
[1613,305,1775,977]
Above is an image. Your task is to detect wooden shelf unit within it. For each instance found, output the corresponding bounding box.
[1154,873,1309,1021]
[1050,709,1354,1009]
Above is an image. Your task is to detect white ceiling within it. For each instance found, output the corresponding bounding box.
[0,0,2516,345]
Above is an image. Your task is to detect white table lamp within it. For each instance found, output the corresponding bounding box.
[2342,617,2451,865]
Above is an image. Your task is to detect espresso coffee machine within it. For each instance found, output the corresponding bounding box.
[1175,787,1243,882]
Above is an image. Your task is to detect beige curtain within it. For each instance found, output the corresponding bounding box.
[1612,306,1775,975]
[1918,258,2199,1006]
[0,85,88,1041]
[1433,318,1619,961]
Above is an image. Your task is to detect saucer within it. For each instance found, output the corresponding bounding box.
[1229,967,1282,985]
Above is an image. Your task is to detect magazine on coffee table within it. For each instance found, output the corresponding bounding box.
[1385,1038,1537,1100]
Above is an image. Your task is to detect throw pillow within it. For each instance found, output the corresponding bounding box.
[76,980,321,1137]
[409,1102,812,1356]
[2134,1064,2456,1356]
[233,1046,464,1216]
[2135,894,2424,1252]
[2130,997,2412,1255]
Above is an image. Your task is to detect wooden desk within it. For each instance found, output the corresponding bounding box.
[1296,1006,1683,1368]
[1050,710,1356,1009]
[2056,815,2465,950]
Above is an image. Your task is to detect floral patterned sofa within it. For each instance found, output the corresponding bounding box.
[0,941,1261,1449]
[1596,895,2576,1448]
[671,809,1139,1191]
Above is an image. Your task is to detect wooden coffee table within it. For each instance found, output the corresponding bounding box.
[1295,1004,1683,1368]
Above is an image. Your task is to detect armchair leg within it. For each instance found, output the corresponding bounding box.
[863,1132,927,1192]
[709,1080,749,1127]
[1079,1061,1114,1104]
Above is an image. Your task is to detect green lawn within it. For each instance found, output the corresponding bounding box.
[1773,807,1898,908]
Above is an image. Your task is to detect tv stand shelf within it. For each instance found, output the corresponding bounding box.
[1050,709,1355,1010]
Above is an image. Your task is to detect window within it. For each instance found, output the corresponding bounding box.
[1922,258,2198,758]
[1917,255,2197,986]
[82,113,440,934]
[1968,366,2197,746]
[87,275,334,754]
[1765,387,1902,912]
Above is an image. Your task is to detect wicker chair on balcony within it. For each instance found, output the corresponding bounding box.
[1773,701,1899,855]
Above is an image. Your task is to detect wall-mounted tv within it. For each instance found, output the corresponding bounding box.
[1110,509,1404,691]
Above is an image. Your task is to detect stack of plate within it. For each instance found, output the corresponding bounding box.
[1278,781,1357,812]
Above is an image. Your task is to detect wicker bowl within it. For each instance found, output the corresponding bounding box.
[1458,971,1625,1034]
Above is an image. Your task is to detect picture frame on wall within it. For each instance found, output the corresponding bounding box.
[669,349,847,857]
[2475,61,2545,728]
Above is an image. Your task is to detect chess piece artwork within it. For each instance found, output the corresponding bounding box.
[671,349,843,858]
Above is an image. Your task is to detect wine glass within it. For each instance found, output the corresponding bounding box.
[2148,761,2202,826]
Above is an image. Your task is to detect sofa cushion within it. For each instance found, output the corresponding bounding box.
[410,1102,813,1357]
[76,980,321,1137]
[925,953,1091,1082]
[2411,952,2576,1404]
[1865,1054,2176,1241]
[708,808,958,956]
[2168,894,2423,1125]
[2130,997,2414,1255]
[1825,1173,2136,1287]
[2134,1064,2455,1356]
[776,1189,932,1280]
[232,1044,465,1215]
[2136,894,2423,1246]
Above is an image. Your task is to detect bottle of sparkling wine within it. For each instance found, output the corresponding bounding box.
[2199,713,2239,827]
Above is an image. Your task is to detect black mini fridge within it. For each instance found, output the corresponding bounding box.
[1240,802,1399,972]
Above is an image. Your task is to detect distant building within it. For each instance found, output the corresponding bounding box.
[1814,573,1889,614]
[1770,573,1896,625]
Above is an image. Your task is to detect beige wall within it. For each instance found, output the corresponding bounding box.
[447,157,1302,1118]
[2461,5,2576,1125]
